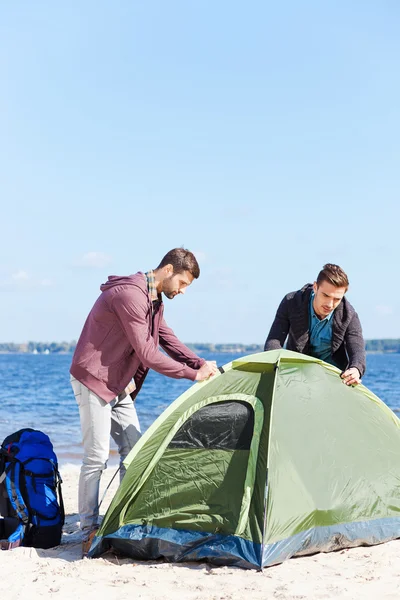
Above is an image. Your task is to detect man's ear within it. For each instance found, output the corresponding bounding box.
[313,281,318,294]
[164,264,174,276]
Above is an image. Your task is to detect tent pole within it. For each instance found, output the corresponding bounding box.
[98,464,121,511]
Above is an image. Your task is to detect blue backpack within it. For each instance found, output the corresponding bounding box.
[0,428,64,550]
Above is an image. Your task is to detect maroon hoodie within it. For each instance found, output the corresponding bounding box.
[70,272,205,402]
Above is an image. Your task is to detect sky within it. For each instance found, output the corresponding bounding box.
[1,1,399,345]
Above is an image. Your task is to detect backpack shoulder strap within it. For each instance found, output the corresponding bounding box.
[55,467,65,525]
[4,459,30,524]
[0,448,6,484]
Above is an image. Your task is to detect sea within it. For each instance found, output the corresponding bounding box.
[0,352,399,466]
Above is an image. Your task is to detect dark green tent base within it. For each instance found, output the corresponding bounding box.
[263,516,400,566]
[89,524,262,569]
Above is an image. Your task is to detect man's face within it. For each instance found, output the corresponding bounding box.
[162,270,194,299]
[312,280,347,319]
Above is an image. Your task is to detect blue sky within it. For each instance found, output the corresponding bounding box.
[1,1,399,344]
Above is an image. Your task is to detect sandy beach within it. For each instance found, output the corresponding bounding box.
[0,464,400,599]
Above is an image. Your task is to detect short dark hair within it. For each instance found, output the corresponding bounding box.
[316,264,349,289]
[157,248,200,279]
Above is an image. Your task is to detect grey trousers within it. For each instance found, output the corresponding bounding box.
[70,376,141,536]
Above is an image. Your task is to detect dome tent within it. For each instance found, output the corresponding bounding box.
[89,350,400,569]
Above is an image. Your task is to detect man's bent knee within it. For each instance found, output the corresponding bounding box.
[81,454,109,473]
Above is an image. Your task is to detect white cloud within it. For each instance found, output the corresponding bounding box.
[375,305,393,316]
[0,270,53,290]
[40,279,53,287]
[75,252,112,269]
[11,270,30,281]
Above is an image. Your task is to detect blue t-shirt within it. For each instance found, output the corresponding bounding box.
[309,292,335,365]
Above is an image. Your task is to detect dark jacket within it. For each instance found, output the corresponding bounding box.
[70,272,205,402]
[264,284,366,376]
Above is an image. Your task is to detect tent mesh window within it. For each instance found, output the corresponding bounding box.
[168,401,254,450]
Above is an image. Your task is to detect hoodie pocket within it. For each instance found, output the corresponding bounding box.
[97,350,135,386]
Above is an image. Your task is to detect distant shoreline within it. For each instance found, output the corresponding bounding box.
[0,343,399,355]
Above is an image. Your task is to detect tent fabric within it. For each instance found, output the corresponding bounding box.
[89,349,400,569]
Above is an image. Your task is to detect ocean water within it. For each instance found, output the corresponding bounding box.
[0,352,399,465]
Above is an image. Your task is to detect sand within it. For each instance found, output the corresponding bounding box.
[1,464,400,600]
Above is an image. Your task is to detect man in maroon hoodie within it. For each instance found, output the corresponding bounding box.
[70,248,217,555]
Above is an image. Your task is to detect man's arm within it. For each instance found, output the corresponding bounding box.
[159,318,204,369]
[112,288,199,381]
[341,312,366,384]
[159,318,217,378]
[264,296,290,351]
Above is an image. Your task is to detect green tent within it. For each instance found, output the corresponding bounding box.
[89,349,400,568]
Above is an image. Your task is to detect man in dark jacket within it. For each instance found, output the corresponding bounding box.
[264,263,365,386]
[70,248,217,555]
